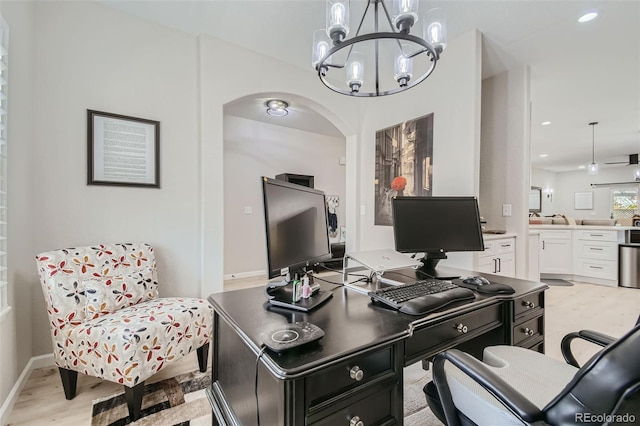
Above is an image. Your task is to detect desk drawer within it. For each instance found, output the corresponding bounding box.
[406,304,502,360]
[309,385,396,426]
[514,316,543,346]
[307,346,394,407]
[513,292,543,320]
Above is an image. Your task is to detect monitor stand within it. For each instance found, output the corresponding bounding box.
[417,254,460,280]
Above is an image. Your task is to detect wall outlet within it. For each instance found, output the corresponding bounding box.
[502,204,512,217]
[244,206,253,215]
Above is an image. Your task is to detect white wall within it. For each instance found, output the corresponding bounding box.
[534,166,640,219]
[223,115,346,276]
[356,30,483,270]
[480,60,531,278]
[29,2,202,355]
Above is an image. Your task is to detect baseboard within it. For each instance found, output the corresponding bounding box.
[223,270,265,281]
[0,353,54,424]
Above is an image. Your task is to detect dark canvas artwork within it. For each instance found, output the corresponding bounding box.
[374,113,434,226]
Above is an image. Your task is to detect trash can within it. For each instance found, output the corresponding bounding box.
[618,244,640,288]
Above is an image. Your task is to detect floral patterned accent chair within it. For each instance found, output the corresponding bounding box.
[35,243,213,421]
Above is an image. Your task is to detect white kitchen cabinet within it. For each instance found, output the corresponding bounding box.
[572,230,619,282]
[539,230,572,274]
[474,237,515,277]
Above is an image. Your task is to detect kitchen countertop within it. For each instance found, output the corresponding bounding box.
[482,232,517,240]
[529,224,637,231]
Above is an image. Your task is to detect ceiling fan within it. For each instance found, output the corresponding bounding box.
[605,153,639,166]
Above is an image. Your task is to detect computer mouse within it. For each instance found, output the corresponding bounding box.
[463,276,491,286]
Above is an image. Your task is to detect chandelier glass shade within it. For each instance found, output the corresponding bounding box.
[588,122,599,175]
[312,0,447,97]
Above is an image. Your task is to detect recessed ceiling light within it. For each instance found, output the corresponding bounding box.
[541,121,551,126]
[265,99,289,117]
[539,154,548,158]
[578,165,586,169]
[578,12,598,23]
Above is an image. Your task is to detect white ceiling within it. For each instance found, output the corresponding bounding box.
[98,0,640,172]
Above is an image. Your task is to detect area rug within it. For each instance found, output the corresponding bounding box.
[543,279,574,286]
[91,369,211,426]
[92,365,441,425]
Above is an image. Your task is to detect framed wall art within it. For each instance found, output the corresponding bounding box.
[87,109,160,188]
[374,113,434,225]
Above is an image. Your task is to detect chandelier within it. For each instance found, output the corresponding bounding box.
[312,0,447,97]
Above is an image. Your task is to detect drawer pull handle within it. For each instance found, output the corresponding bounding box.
[589,234,604,237]
[589,248,604,251]
[589,266,603,270]
[523,327,535,336]
[501,243,511,247]
[350,416,364,426]
[456,323,468,334]
[522,300,535,309]
[349,366,364,382]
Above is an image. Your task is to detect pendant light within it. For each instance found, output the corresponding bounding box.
[588,122,599,175]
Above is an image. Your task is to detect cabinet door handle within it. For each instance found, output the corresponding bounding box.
[498,257,502,273]
[349,366,364,381]
[542,241,545,250]
[350,416,365,426]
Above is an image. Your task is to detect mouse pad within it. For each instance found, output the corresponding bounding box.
[453,279,515,295]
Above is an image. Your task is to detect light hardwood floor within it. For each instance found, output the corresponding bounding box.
[6,277,640,425]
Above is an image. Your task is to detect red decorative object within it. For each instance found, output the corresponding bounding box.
[391,176,407,191]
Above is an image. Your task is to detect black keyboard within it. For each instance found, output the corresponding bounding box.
[368,279,476,316]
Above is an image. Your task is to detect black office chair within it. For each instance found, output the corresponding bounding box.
[425,317,640,425]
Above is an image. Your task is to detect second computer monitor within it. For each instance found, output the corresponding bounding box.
[391,196,484,278]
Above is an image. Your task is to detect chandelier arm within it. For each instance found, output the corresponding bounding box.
[375,1,380,95]
[379,0,400,33]
[351,0,372,39]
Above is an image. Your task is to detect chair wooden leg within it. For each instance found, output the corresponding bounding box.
[124,381,145,421]
[58,367,78,400]
[197,343,210,372]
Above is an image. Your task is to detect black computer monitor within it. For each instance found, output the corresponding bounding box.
[391,196,484,279]
[262,176,332,280]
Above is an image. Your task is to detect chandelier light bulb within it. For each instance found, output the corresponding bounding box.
[312,30,332,75]
[393,0,418,33]
[394,45,413,87]
[327,0,349,43]
[634,169,640,182]
[346,52,364,93]
[424,8,447,54]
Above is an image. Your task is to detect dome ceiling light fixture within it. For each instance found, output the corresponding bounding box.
[312,0,447,97]
[265,99,289,117]
[588,121,599,175]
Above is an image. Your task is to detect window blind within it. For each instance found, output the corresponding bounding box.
[0,15,8,318]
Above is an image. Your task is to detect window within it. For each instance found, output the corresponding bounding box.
[0,16,7,317]
[611,188,638,221]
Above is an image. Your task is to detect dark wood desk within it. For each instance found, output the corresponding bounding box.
[207,268,547,425]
